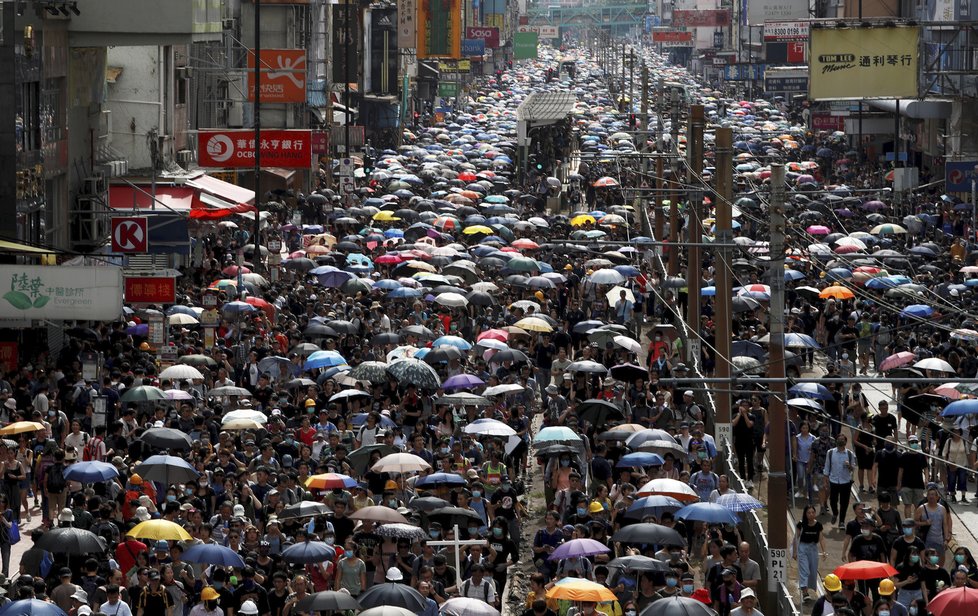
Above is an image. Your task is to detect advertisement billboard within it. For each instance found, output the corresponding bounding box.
[0,266,123,321]
[462,38,486,56]
[765,41,807,64]
[198,130,313,169]
[672,9,731,26]
[763,20,809,40]
[398,0,418,48]
[764,68,809,92]
[747,0,808,25]
[247,50,307,103]
[125,276,177,305]
[946,161,978,192]
[417,0,462,58]
[513,31,538,59]
[466,26,500,48]
[809,26,920,100]
[652,30,693,42]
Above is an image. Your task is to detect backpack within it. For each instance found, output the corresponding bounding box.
[826,449,855,475]
[462,579,491,602]
[83,436,102,462]
[46,463,66,493]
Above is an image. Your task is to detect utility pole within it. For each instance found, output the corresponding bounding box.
[253,0,263,274]
[713,127,734,450]
[685,105,705,368]
[640,65,649,141]
[766,163,789,615]
[667,88,680,276]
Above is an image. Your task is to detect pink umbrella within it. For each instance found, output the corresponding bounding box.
[834,244,864,254]
[796,174,816,184]
[934,384,963,400]
[879,351,916,372]
[807,225,831,235]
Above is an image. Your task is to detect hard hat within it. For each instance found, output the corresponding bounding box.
[823,574,842,592]
[534,291,545,301]
[304,399,316,407]
[588,502,604,514]
[130,473,142,485]
[200,587,220,601]
[139,342,151,351]
[239,601,259,615]
[385,480,398,491]
[878,579,895,596]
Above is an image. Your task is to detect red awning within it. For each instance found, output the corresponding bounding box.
[108,186,195,210]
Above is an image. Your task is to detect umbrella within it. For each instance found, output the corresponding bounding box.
[0,600,69,616]
[375,523,429,541]
[121,385,167,403]
[63,461,118,483]
[442,374,485,391]
[34,527,105,554]
[278,501,333,520]
[548,538,611,561]
[358,584,427,612]
[576,399,625,426]
[567,360,608,374]
[716,493,765,512]
[428,506,485,527]
[611,363,649,382]
[408,496,452,512]
[914,357,955,373]
[371,452,432,473]
[350,506,409,524]
[625,495,686,519]
[639,597,718,616]
[941,399,978,417]
[159,365,204,380]
[134,454,201,486]
[387,358,442,389]
[181,543,246,567]
[900,304,934,319]
[282,540,336,564]
[207,386,253,397]
[139,427,193,450]
[926,587,978,616]
[359,608,417,616]
[415,472,467,488]
[636,478,699,502]
[788,383,833,401]
[127,519,193,541]
[608,555,672,572]
[532,426,581,445]
[440,598,501,616]
[674,502,740,524]
[612,523,686,546]
[0,421,46,436]
[463,418,517,437]
[546,579,617,602]
[164,389,194,401]
[305,473,358,490]
[440,392,491,406]
[347,444,398,475]
[296,592,361,613]
[349,361,390,384]
[483,384,526,397]
[617,452,665,467]
[879,351,915,372]
[833,560,898,580]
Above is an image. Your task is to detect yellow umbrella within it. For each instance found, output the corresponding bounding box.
[373,211,402,222]
[546,580,618,602]
[463,225,493,235]
[127,519,193,541]
[404,260,436,273]
[513,317,553,333]
[570,215,596,227]
[0,421,46,436]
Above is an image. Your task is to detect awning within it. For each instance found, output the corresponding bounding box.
[0,239,58,254]
[517,92,576,122]
[109,186,195,210]
[869,98,953,120]
[186,174,255,205]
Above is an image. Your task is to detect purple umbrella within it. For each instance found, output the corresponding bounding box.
[548,537,612,561]
[126,323,149,336]
[796,174,816,185]
[442,374,486,391]
[862,200,887,211]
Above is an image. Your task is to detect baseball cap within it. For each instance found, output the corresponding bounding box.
[684,390,694,397]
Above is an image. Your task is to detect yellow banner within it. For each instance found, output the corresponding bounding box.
[809,26,919,100]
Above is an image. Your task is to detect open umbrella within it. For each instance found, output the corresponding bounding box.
[636,479,699,502]
[371,452,432,473]
[63,461,118,483]
[374,523,429,541]
[282,540,336,564]
[359,608,417,616]
[358,583,427,611]
[277,501,333,520]
[674,502,740,524]
[159,365,204,381]
[0,600,69,616]
[625,495,686,519]
[34,527,104,554]
[715,493,765,512]
[639,597,718,616]
[387,358,442,389]
[296,592,361,613]
[305,473,358,490]
[134,454,200,486]
[139,427,193,450]
[349,506,409,524]
[833,560,898,580]
[926,586,978,616]
[612,523,686,546]
[121,386,166,403]
[127,519,193,541]
[0,421,46,436]
[576,399,625,426]
[347,444,398,475]
[462,418,516,437]
[608,555,672,572]
[440,598,501,616]
[548,538,611,561]
[349,361,391,384]
[181,543,246,567]
[546,579,617,602]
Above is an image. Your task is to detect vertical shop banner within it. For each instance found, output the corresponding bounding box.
[513,31,538,59]
[399,0,418,48]
[332,3,361,84]
[417,0,462,58]
[809,26,920,100]
[247,49,307,103]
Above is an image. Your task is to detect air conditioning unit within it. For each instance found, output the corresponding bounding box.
[176,66,193,80]
[176,149,194,166]
[222,17,236,29]
[82,175,105,196]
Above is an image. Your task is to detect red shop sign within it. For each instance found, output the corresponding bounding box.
[125,276,177,305]
[197,129,313,169]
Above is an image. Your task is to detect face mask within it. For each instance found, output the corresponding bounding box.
[561,460,570,467]
[166,494,177,502]
[389,499,397,507]
[185,488,193,496]
[626,611,637,616]
[862,529,872,537]
[212,582,223,590]
[956,554,966,564]
[910,443,920,450]
[429,530,440,539]
[879,611,890,616]
[910,555,920,564]
[697,451,707,459]
[469,527,480,536]
[929,555,940,565]
[472,491,481,498]
[910,608,919,616]
[665,578,677,588]
[493,528,503,538]
[682,585,694,594]
[904,528,914,536]
[577,508,588,517]
[440,447,449,455]
[836,440,845,447]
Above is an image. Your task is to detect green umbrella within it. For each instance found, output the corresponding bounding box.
[121,386,166,403]
[348,444,398,475]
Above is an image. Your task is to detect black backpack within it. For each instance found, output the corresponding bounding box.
[46,463,66,493]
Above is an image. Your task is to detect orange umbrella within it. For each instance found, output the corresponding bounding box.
[819,285,855,300]
[546,579,617,602]
[833,560,897,581]
[592,176,619,188]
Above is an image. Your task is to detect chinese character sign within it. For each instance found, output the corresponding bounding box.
[124,276,177,305]
[809,26,920,100]
[197,130,313,169]
[417,0,462,58]
[0,266,123,321]
[247,50,307,103]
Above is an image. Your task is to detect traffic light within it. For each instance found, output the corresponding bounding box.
[363,154,374,176]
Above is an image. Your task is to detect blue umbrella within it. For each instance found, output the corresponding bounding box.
[374,279,403,290]
[222,301,257,315]
[415,472,467,488]
[715,493,765,512]
[900,304,934,319]
[282,540,336,564]
[0,600,68,616]
[942,399,978,417]
[350,412,398,428]
[617,452,665,467]
[789,382,833,401]
[785,269,806,281]
[166,306,197,317]
[63,461,118,483]
[304,350,348,370]
[675,502,741,524]
[126,324,149,336]
[825,268,853,281]
[433,335,472,350]
[701,287,716,296]
[783,333,820,349]
[533,426,580,443]
[389,287,422,299]
[181,543,246,568]
[317,270,356,288]
[614,265,641,277]
[625,495,685,519]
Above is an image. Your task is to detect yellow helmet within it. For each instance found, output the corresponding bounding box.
[823,574,842,592]
[534,291,545,302]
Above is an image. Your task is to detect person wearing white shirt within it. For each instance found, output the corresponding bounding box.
[730,588,763,616]
[100,585,134,616]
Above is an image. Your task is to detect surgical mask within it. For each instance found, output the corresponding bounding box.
[389,499,398,507]
[472,491,481,498]
[185,488,193,496]
[440,447,449,455]
[682,585,694,594]
[577,508,588,517]
[910,608,918,616]
[493,528,503,538]
[212,582,224,590]
[325,537,335,545]
[469,527,480,536]
[879,611,890,616]
[561,459,570,467]
[929,555,940,565]
[862,529,872,537]
[430,530,440,539]
[697,451,707,459]
[956,554,966,564]
[903,527,914,536]
[910,555,920,564]
[910,442,920,450]
[167,495,177,502]
[626,611,636,616]
[665,578,677,588]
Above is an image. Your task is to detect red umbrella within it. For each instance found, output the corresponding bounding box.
[834,560,897,581]
[593,176,620,188]
[927,586,978,616]
[244,297,275,319]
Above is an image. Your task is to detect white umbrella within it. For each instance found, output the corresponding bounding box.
[435,292,469,308]
[470,282,499,293]
[914,358,955,373]
[482,383,526,397]
[222,409,268,424]
[163,389,194,401]
[167,313,200,326]
[463,418,517,437]
[475,339,508,350]
[159,365,205,381]
[606,285,635,304]
[221,418,264,431]
[588,269,625,285]
[371,453,432,473]
[613,335,642,354]
[441,598,501,616]
[440,392,491,406]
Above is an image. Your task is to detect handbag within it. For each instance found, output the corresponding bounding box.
[9,519,20,545]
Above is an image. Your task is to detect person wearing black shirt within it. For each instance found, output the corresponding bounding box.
[233,568,270,616]
[590,445,612,490]
[330,499,355,545]
[848,520,887,562]
[266,573,290,616]
[897,438,928,519]
[872,402,898,446]
[875,445,901,499]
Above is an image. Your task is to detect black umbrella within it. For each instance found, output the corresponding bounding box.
[295,592,360,613]
[612,523,686,546]
[139,427,193,451]
[282,540,336,565]
[639,597,717,616]
[610,363,648,382]
[608,555,672,572]
[277,501,333,520]
[357,583,426,612]
[424,347,465,365]
[303,323,339,338]
[407,496,451,512]
[387,358,441,389]
[371,333,401,346]
[347,444,398,476]
[34,527,105,555]
[428,506,485,527]
[466,291,497,306]
[576,399,625,427]
[400,325,436,340]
